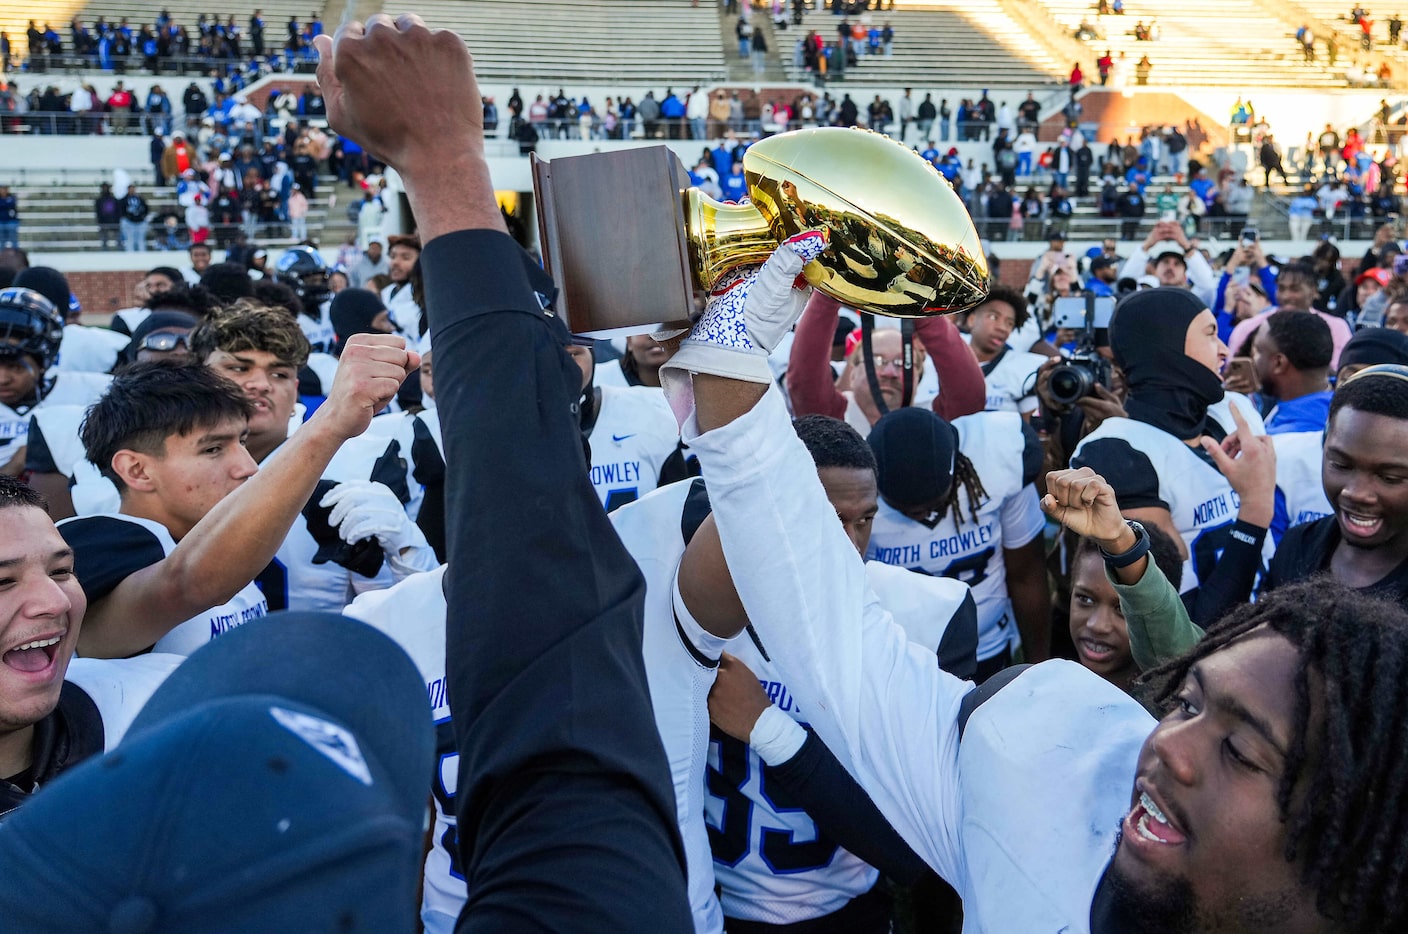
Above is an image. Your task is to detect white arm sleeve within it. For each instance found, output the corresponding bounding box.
[683,384,970,887]
[1117,246,1150,283]
[999,483,1047,550]
[1185,250,1217,305]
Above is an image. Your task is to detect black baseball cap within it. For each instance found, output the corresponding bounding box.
[0,612,434,932]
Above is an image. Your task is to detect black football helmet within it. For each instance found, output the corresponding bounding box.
[0,287,64,408]
[274,245,331,309]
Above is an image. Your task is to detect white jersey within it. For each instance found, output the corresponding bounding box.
[683,384,1155,932]
[261,431,431,614]
[588,385,681,512]
[343,567,459,934]
[1072,393,1274,591]
[110,307,150,336]
[360,407,442,522]
[298,306,336,355]
[0,372,112,468]
[57,513,269,656]
[381,282,423,340]
[303,351,339,397]
[710,564,971,925]
[56,324,129,374]
[865,411,1045,661]
[64,654,184,749]
[24,403,89,479]
[593,357,631,388]
[610,478,729,934]
[979,347,1047,415]
[1272,430,1332,544]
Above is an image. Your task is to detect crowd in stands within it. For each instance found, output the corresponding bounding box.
[7,19,1408,934]
[0,10,324,83]
[0,78,385,250]
[1294,15,1401,86]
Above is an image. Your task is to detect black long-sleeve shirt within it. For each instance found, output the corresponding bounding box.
[423,229,691,931]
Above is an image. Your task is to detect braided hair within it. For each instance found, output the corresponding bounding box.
[946,452,988,527]
[1139,579,1408,931]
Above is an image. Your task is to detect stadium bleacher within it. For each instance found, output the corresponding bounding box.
[409,0,728,86]
[1029,0,1353,88]
[783,2,1064,89]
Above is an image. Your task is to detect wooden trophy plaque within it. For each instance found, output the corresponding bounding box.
[532,147,697,339]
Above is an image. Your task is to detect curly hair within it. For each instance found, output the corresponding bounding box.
[1139,579,1408,931]
[189,299,311,369]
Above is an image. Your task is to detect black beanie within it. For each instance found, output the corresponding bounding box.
[329,288,387,353]
[1339,327,1408,371]
[13,266,74,316]
[867,407,958,510]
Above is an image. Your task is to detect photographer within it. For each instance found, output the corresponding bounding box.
[1117,220,1216,305]
[1070,288,1278,628]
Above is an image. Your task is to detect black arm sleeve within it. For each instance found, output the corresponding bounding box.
[765,729,931,886]
[1070,438,1167,511]
[1182,519,1266,628]
[656,439,702,488]
[935,591,978,682]
[425,230,690,933]
[58,516,166,604]
[22,415,57,474]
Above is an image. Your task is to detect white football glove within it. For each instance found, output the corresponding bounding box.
[320,480,437,578]
[664,229,828,386]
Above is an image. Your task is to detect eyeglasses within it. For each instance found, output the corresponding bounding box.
[871,354,912,371]
[139,332,191,352]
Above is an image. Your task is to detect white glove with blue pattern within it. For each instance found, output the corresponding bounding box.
[663,229,828,386]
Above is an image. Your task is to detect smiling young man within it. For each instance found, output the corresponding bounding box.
[1266,364,1408,606]
[0,477,180,818]
[663,254,1408,933]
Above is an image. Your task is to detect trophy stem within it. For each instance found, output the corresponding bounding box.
[683,189,780,290]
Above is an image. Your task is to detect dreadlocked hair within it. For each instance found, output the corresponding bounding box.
[947,451,988,527]
[1138,578,1408,932]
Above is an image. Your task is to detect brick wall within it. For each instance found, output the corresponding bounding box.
[69,270,150,320]
[59,256,1035,325]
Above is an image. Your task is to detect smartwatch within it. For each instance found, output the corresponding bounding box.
[1100,520,1151,569]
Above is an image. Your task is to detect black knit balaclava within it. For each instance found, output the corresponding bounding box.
[1110,286,1223,440]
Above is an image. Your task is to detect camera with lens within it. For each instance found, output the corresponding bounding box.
[1047,293,1116,406]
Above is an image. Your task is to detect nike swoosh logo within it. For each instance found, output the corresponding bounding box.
[612,434,636,442]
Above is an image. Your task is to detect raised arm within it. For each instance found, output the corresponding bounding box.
[666,252,971,883]
[315,16,691,930]
[682,376,968,882]
[75,334,414,658]
[1042,467,1204,669]
[785,291,848,419]
[913,313,985,420]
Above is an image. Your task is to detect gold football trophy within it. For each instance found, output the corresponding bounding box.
[531,127,989,337]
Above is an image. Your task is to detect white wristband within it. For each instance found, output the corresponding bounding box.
[749,704,808,767]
